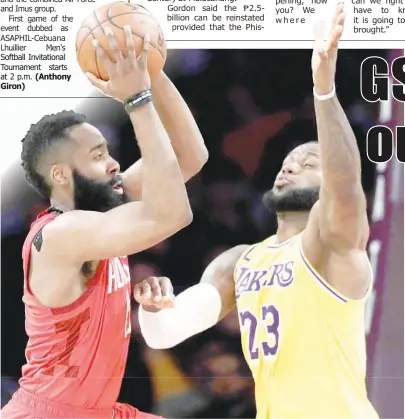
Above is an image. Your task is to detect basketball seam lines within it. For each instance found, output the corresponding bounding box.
[106,8,165,60]
[105,18,164,61]
[93,31,102,79]
[76,25,101,79]
[77,7,165,78]
[121,1,148,13]
[94,11,106,35]
[93,11,106,79]
[76,26,91,58]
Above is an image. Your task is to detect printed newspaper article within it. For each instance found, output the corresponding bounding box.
[0,1,404,419]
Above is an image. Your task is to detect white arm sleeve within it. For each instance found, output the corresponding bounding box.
[138,282,222,349]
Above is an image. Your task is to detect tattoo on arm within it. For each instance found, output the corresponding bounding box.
[33,230,43,252]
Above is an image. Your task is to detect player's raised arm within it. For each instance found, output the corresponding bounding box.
[303,5,370,297]
[44,31,192,262]
[136,245,249,349]
[122,71,209,200]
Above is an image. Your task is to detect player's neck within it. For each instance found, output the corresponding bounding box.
[275,211,309,243]
[50,197,74,212]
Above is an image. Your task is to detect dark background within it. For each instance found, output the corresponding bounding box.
[1,49,403,418]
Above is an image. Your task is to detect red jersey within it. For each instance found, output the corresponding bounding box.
[19,208,132,409]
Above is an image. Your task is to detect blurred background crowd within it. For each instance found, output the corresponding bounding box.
[1,49,404,418]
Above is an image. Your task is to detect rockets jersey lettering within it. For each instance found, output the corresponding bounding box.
[19,209,131,409]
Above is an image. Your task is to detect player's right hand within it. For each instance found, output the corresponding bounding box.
[133,276,175,309]
[312,3,345,95]
[86,26,151,102]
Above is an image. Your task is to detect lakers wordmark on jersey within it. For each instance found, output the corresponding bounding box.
[234,234,379,419]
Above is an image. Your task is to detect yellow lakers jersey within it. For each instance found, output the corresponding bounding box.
[234,233,379,419]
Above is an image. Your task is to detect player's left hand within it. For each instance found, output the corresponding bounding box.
[312,3,345,95]
[133,276,175,309]
[85,27,151,102]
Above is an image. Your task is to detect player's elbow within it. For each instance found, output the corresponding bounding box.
[165,205,193,230]
[180,147,209,181]
[194,147,209,171]
[141,324,189,349]
[142,334,177,350]
[180,206,193,226]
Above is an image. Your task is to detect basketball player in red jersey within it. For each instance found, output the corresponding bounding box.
[1,29,208,419]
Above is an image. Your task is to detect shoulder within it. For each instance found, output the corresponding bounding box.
[221,244,253,266]
[230,244,253,256]
[41,210,102,247]
[203,244,252,276]
[43,210,99,231]
[302,203,372,300]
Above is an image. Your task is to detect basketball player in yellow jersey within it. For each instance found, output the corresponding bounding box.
[135,4,380,419]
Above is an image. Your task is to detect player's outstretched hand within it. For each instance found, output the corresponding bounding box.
[133,276,175,309]
[86,26,151,102]
[312,2,345,95]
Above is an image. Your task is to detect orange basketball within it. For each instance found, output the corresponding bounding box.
[76,1,167,81]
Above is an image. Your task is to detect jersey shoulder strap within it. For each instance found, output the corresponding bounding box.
[22,208,61,279]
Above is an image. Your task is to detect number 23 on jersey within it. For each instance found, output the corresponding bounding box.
[239,304,280,361]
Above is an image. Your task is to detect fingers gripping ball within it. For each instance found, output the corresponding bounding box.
[76,1,167,80]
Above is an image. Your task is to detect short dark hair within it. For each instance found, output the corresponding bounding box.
[21,110,86,198]
[286,140,319,155]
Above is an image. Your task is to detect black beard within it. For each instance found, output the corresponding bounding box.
[262,186,320,214]
[73,170,128,212]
